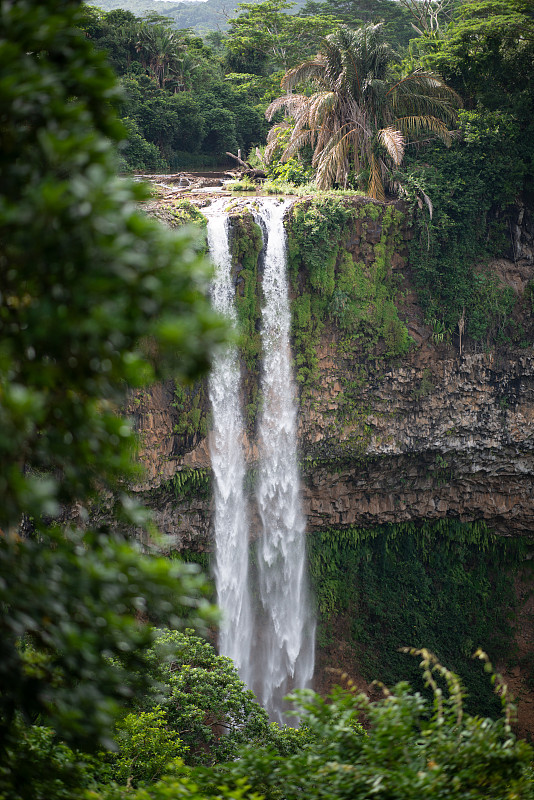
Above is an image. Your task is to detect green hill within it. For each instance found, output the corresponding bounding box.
[88,0,305,32]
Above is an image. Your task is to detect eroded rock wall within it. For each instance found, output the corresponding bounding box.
[129,197,534,546]
[301,347,534,536]
[126,195,534,734]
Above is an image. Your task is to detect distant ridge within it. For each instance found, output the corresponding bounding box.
[87,0,305,32]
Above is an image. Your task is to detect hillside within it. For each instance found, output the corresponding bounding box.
[88,0,306,32]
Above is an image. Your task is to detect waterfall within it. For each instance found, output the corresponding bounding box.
[206,198,315,722]
[206,210,253,688]
[253,199,315,722]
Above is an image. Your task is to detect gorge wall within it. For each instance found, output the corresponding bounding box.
[130,339,534,543]
[132,196,534,543]
[129,195,534,734]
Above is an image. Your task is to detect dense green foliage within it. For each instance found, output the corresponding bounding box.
[8,639,534,799]
[301,0,415,47]
[109,707,187,785]
[203,655,534,800]
[80,7,268,169]
[116,629,271,767]
[396,0,534,337]
[400,111,524,337]
[88,0,412,48]
[309,518,529,717]
[0,531,216,752]
[0,717,99,800]
[0,0,226,767]
[225,0,337,74]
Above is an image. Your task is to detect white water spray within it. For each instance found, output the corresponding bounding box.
[254,199,315,722]
[206,210,253,688]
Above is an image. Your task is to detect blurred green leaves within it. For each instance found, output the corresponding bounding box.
[0,0,229,529]
[0,531,216,748]
[0,0,224,756]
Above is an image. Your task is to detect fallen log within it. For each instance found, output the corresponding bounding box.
[226,151,251,169]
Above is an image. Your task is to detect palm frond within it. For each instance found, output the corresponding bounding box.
[387,70,462,121]
[265,94,307,122]
[395,115,453,146]
[267,21,458,197]
[315,127,357,188]
[368,151,385,201]
[307,91,338,127]
[378,127,405,165]
[282,129,315,160]
[281,58,326,91]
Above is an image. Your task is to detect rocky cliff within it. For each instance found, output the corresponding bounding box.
[127,194,534,735]
[129,344,534,545]
[130,196,534,546]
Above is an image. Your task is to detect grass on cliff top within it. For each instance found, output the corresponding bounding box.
[264,179,368,198]
[228,176,368,198]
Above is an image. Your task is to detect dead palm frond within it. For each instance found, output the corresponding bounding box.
[378,127,405,165]
[265,93,308,121]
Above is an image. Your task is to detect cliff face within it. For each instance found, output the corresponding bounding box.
[129,344,534,545]
[130,197,534,546]
[301,347,534,536]
[127,195,534,735]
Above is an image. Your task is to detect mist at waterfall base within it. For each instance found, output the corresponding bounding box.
[205,199,315,724]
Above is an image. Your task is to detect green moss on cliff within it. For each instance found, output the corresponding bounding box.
[310,518,530,718]
[230,210,264,430]
[172,382,209,443]
[286,198,411,410]
[230,211,263,374]
[165,197,412,441]
[171,200,208,227]
[146,200,208,251]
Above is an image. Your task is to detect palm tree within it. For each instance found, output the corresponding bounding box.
[265,24,461,199]
[136,23,184,90]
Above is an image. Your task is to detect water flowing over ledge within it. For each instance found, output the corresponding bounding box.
[206,209,253,689]
[253,199,315,722]
[206,198,315,722]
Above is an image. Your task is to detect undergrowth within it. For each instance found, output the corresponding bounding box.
[309,518,531,718]
[399,110,528,343]
[162,467,211,501]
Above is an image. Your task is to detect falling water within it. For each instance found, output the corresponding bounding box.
[206,210,253,688]
[254,199,315,722]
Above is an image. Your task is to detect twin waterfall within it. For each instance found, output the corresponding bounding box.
[207,199,315,722]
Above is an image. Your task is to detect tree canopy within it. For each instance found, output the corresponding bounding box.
[225,0,339,74]
[80,5,269,169]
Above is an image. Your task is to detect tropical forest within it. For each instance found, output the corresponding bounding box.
[1,0,534,799]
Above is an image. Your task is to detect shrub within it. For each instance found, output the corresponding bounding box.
[197,650,534,800]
